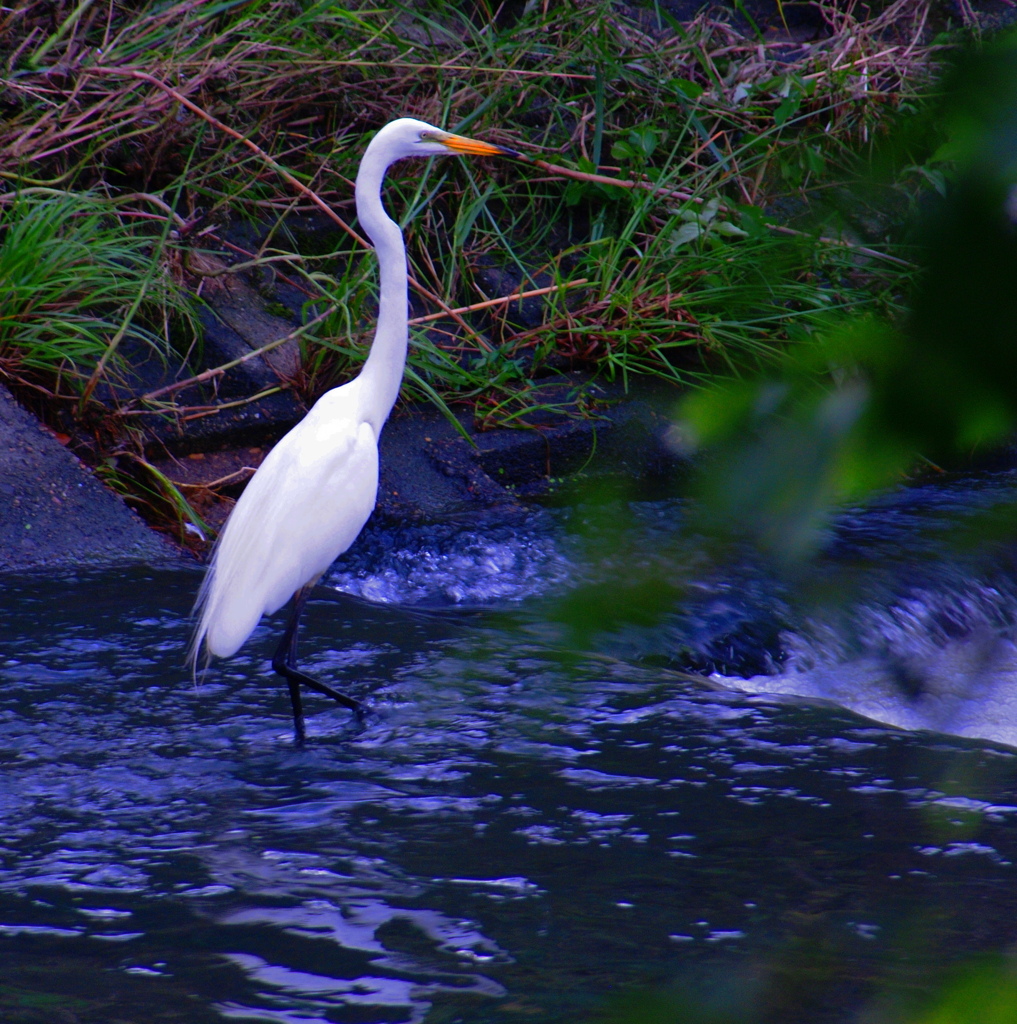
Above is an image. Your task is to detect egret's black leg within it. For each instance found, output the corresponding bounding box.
[285,673,306,744]
[271,584,363,743]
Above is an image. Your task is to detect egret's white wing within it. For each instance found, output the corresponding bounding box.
[193,382,379,660]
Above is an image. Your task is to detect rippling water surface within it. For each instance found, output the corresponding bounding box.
[4,480,1017,1022]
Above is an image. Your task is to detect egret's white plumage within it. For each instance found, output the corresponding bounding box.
[193,381,379,659]
[188,118,514,734]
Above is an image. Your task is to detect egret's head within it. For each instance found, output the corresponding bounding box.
[369,117,517,162]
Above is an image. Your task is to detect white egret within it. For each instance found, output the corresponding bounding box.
[189,117,515,741]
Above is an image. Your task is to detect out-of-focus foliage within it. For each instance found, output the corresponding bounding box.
[680,29,1017,563]
[597,954,1017,1024]
[905,956,1017,1023]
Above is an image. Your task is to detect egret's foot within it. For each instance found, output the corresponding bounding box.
[272,656,362,712]
[272,656,363,742]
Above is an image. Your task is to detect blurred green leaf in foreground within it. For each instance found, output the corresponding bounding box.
[679,29,1017,564]
[597,953,1017,1024]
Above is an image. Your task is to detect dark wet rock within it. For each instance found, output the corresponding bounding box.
[75,249,308,458]
[377,375,686,515]
[473,259,550,333]
[197,270,301,381]
[379,408,510,515]
[148,374,689,538]
[156,259,308,451]
[0,386,179,572]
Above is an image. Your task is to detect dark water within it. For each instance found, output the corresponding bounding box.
[4,481,1017,1023]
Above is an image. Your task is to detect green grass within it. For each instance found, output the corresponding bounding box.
[0,189,199,399]
[0,0,952,526]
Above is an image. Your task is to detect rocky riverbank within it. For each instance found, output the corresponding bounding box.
[0,386,177,572]
[0,255,686,572]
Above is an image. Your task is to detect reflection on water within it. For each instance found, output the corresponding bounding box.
[3,477,1017,1021]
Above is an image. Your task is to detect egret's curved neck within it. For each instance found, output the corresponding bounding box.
[355,148,410,432]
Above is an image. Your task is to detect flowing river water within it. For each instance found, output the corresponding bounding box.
[4,470,1017,1022]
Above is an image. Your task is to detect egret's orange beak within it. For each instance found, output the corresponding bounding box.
[441,133,518,159]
